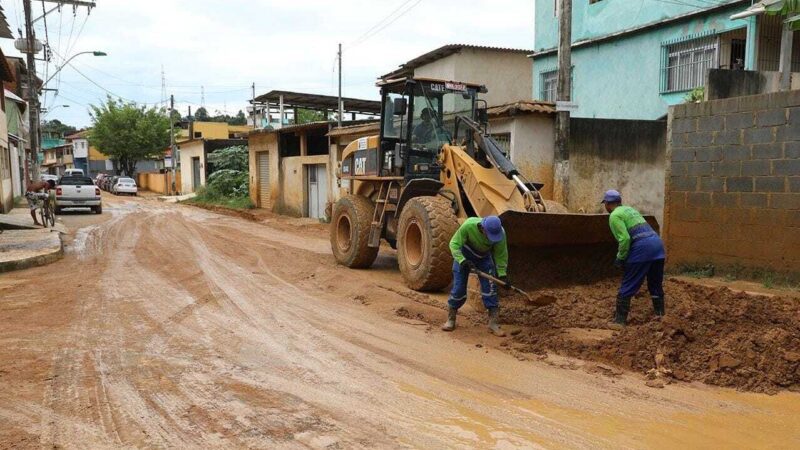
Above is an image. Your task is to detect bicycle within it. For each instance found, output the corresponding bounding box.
[32,191,56,228]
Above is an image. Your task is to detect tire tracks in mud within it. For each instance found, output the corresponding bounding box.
[3,198,800,448]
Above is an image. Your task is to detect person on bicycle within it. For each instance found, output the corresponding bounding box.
[25,179,55,227]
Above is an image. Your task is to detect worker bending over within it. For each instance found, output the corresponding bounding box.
[443,215,508,336]
[602,190,666,328]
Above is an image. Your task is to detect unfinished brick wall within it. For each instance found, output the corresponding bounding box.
[665,91,800,274]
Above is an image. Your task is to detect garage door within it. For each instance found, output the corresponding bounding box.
[257,152,271,209]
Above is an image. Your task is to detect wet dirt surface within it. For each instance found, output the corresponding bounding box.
[1,195,800,448]
[502,280,800,394]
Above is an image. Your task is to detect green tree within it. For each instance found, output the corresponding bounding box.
[195,106,210,121]
[41,119,77,137]
[295,108,326,124]
[205,145,250,198]
[88,97,172,177]
[230,110,247,126]
[766,1,800,29]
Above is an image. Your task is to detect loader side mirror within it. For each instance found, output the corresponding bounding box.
[477,108,488,125]
[393,97,407,115]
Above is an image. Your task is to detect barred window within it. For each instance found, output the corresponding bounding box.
[662,34,718,93]
[490,133,511,156]
[0,147,10,179]
[539,68,573,102]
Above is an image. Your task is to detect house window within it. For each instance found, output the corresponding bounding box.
[539,68,572,102]
[194,131,202,139]
[662,34,719,93]
[540,70,558,102]
[490,133,511,156]
[0,147,10,179]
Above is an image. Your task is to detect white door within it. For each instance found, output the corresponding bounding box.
[306,164,327,219]
[257,152,271,209]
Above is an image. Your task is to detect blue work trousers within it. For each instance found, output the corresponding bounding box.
[448,246,498,310]
[619,259,665,299]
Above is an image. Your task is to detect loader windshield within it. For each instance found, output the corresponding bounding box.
[410,81,476,151]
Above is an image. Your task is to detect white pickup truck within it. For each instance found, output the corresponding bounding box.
[56,176,102,214]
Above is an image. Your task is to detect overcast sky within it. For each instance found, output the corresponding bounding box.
[1,0,533,128]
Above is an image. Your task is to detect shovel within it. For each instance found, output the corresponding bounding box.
[471,268,557,307]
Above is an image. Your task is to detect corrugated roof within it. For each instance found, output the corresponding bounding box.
[253,90,381,115]
[65,130,90,140]
[381,44,533,80]
[487,100,556,117]
[327,121,380,137]
[248,121,331,137]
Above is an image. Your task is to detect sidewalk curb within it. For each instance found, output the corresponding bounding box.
[0,232,64,273]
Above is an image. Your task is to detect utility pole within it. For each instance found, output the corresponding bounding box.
[170,94,177,195]
[22,0,39,180]
[337,43,343,127]
[554,0,572,208]
[20,0,96,181]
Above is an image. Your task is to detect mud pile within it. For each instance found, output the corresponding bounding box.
[503,279,800,394]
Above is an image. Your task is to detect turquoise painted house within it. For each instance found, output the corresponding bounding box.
[531,0,792,120]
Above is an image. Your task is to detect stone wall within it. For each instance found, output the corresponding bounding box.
[665,90,800,273]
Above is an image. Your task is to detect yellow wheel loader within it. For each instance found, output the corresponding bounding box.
[331,77,657,291]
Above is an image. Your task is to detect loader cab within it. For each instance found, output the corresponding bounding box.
[378,78,484,180]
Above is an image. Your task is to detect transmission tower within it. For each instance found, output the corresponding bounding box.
[160,65,167,106]
[200,85,205,108]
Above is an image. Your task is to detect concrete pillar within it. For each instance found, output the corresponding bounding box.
[779,21,793,90]
[745,16,758,70]
[278,95,285,130]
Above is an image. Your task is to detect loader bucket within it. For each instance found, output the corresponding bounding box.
[499,211,660,289]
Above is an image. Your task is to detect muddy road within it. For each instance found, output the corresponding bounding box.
[1,195,799,448]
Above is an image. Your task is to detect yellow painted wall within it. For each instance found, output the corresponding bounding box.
[179,122,254,140]
[248,131,279,209]
[88,145,108,161]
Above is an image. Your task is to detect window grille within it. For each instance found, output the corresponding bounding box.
[490,133,511,156]
[661,33,719,93]
[540,70,557,101]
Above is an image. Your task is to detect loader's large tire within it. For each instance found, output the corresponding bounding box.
[397,196,459,292]
[330,195,378,268]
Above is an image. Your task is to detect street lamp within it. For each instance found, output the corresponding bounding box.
[41,51,108,91]
[41,104,70,116]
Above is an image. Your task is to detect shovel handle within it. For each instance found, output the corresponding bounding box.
[470,268,533,302]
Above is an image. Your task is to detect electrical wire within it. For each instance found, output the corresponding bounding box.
[346,0,423,50]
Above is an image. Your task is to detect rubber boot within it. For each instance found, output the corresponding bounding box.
[651,296,665,317]
[441,307,457,332]
[608,296,632,330]
[487,307,506,337]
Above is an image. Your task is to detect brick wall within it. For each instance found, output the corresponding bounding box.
[665,91,800,273]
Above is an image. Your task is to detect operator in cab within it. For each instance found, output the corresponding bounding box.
[601,190,666,329]
[442,215,509,336]
[412,107,437,144]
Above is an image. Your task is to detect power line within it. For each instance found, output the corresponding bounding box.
[347,0,422,48]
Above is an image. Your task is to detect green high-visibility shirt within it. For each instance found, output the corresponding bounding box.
[449,217,509,276]
[609,205,647,261]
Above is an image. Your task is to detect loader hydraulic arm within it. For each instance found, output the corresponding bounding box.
[455,116,546,212]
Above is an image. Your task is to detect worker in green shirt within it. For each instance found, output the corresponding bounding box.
[602,190,666,328]
[442,215,509,336]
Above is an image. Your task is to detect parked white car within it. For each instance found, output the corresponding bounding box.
[55,176,102,214]
[40,174,59,184]
[63,168,85,177]
[112,177,138,196]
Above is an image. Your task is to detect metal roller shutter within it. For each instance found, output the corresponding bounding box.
[257,152,271,209]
